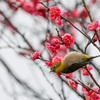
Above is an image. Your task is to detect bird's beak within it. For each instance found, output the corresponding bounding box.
[49,70,53,73]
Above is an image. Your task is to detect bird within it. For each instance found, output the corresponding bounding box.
[51,52,100,74]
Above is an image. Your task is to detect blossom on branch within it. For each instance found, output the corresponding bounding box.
[62,33,74,47]
[45,61,52,67]
[65,73,73,78]
[49,6,61,19]
[62,9,80,19]
[55,16,63,26]
[88,21,98,31]
[71,9,80,18]
[82,87,99,100]
[80,65,93,76]
[93,36,97,42]
[56,73,60,76]
[45,55,62,68]
[51,38,60,45]
[45,42,60,54]
[32,51,40,61]
[49,6,63,26]
[80,8,88,20]
[34,4,47,18]
[68,79,78,90]
[22,2,34,14]
[52,55,62,64]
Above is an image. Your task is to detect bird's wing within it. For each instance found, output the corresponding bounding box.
[64,60,92,73]
[70,60,92,68]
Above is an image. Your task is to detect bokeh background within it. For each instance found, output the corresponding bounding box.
[0,0,100,100]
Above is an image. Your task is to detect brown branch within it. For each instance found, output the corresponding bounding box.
[59,76,85,99]
[69,76,100,95]
[85,66,100,89]
[55,28,64,43]
[0,58,47,99]
[61,81,66,100]
[61,74,100,95]
[82,0,100,43]
[34,61,63,100]
[0,10,35,52]
[39,2,100,51]
[85,42,91,53]
[78,80,100,94]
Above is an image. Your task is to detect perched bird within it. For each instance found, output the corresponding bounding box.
[51,52,100,74]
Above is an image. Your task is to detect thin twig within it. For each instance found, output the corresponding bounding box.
[78,80,100,94]
[61,81,66,100]
[34,61,63,100]
[85,66,100,89]
[85,42,91,53]
[39,2,100,51]
[0,10,35,52]
[82,0,100,43]
[55,28,64,43]
[59,76,85,99]
[0,58,47,99]
[61,74,100,95]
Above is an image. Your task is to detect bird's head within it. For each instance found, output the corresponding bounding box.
[50,62,64,73]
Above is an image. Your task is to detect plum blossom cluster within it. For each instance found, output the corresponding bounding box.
[62,9,80,19]
[62,8,88,20]
[68,79,78,90]
[49,6,63,26]
[80,65,93,76]
[45,42,60,54]
[82,87,99,100]
[31,31,74,69]
[45,33,74,54]
[8,0,23,11]
[8,0,48,18]
[87,20,99,42]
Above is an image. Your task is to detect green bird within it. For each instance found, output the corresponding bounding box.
[51,52,100,74]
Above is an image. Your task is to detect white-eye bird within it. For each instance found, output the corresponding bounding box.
[51,52,100,74]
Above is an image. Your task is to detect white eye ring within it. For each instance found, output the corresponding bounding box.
[53,65,56,68]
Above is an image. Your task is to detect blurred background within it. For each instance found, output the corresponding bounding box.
[0,0,100,100]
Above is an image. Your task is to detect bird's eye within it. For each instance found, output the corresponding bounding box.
[53,65,56,68]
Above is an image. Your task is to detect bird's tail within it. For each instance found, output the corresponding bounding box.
[91,55,100,59]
